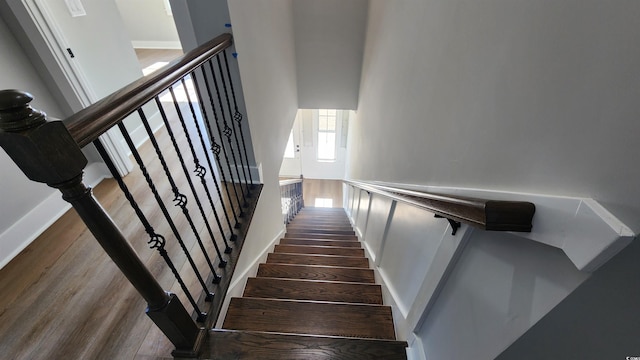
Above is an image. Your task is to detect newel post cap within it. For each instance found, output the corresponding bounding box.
[0,89,87,185]
[0,89,47,132]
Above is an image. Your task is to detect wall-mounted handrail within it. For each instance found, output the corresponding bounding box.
[65,33,232,148]
[344,180,535,232]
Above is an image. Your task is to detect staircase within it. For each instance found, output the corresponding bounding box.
[202,207,408,359]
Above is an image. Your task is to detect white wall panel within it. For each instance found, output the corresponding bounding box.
[378,201,449,315]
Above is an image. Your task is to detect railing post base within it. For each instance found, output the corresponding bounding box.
[147,293,206,358]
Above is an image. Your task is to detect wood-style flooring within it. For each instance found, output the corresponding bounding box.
[134,48,184,74]
[279,178,344,208]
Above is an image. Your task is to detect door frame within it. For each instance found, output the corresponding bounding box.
[8,0,133,175]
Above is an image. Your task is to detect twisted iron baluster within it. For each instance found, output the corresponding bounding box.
[175,77,237,238]
[222,49,254,188]
[117,122,215,294]
[198,63,245,217]
[186,74,241,228]
[94,139,207,322]
[155,94,233,254]
[206,59,248,208]
[215,53,250,197]
[136,108,227,271]
[174,78,238,239]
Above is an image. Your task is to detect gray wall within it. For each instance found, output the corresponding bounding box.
[293,0,367,109]
[496,239,640,359]
[348,0,640,232]
[415,230,588,359]
[114,0,180,47]
[0,15,64,235]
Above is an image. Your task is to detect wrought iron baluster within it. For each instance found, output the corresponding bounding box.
[222,49,254,188]
[155,95,233,254]
[117,122,215,296]
[174,78,237,239]
[136,108,227,269]
[184,74,241,227]
[206,59,248,208]
[216,53,250,197]
[198,64,245,217]
[94,139,207,322]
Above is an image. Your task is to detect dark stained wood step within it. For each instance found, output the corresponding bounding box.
[274,244,364,257]
[284,233,358,240]
[203,329,408,360]
[287,224,354,231]
[286,228,356,236]
[267,253,370,268]
[279,238,361,247]
[243,277,383,304]
[223,297,396,339]
[257,264,375,283]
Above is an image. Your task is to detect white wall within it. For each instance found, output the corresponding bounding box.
[0,15,64,241]
[114,0,181,49]
[293,0,368,109]
[349,0,640,233]
[42,0,143,100]
[0,15,107,268]
[345,186,591,360]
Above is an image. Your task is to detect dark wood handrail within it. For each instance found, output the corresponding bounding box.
[65,33,233,148]
[344,180,535,232]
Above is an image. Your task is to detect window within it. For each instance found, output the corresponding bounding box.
[284,130,295,158]
[314,198,333,207]
[317,109,337,161]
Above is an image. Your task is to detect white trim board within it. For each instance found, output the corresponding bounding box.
[0,162,110,269]
[359,180,636,272]
[131,40,182,49]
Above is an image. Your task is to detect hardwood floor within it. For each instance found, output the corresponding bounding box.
[0,95,240,359]
[289,178,344,208]
[134,48,184,74]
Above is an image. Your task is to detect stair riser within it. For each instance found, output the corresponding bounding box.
[284,233,358,240]
[274,245,364,257]
[279,238,361,247]
[257,264,375,283]
[267,253,370,268]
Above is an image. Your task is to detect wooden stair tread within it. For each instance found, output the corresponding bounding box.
[267,253,370,268]
[274,244,364,257]
[257,263,375,283]
[202,329,407,360]
[244,277,383,304]
[286,229,356,236]
[279,238,361,247]
[284,233,358,240]
[223,297,396,340]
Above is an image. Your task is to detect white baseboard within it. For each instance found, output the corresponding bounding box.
[131,40,182,50]
[0,162,110,269]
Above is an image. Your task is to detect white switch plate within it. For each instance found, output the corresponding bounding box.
[64,0,86,17]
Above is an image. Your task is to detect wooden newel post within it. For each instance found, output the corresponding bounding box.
[0,90,204,357]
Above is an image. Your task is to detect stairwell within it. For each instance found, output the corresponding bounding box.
[201,207,408,359]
